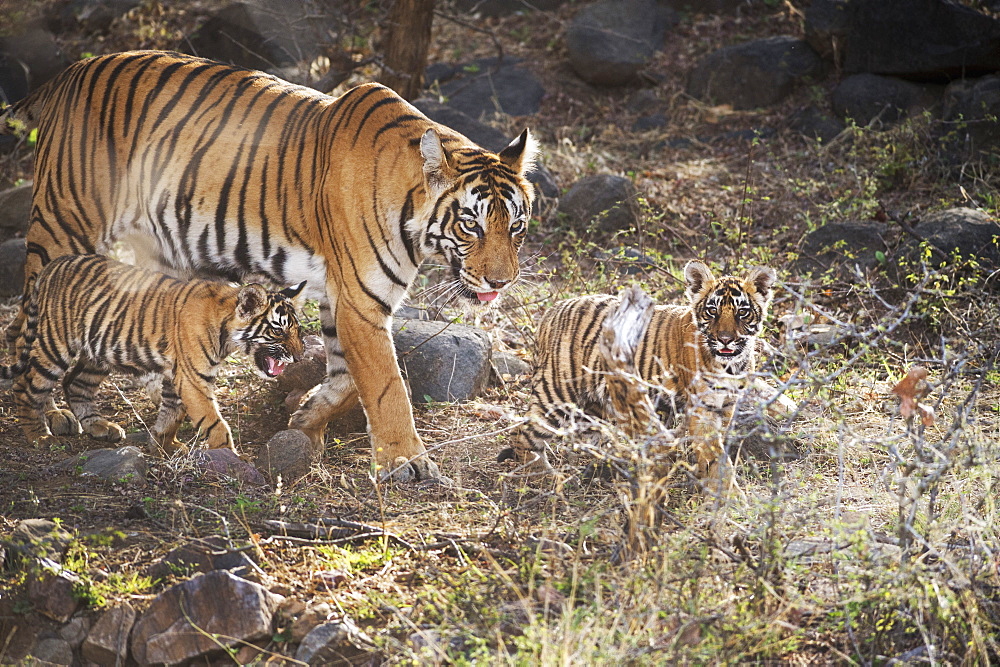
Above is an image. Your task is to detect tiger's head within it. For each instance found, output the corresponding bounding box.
[232,281,306,379]
[684,261,776,373]
[420,127,538,304]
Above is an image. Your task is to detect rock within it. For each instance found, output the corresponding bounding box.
[81,602,135,664]
[4,518,73,562]
[492,351,530,382]
[831,73,941,126]
[794,222,889,276]
[29,637,74,666]
[789,106,846,143]
[195,447,267,486]
[912,207,1000,268]
[842,0,1000,79]
[437,58,545,118]
[0,237,26,297]
[0,183,32,243]
[28,560,81,622]
[558,174,640,234]
[564,0,677,86]
[256,429,316,483]
[633,113,667,132]
[804,0,850,61]
[184,0,341,73]
[0,25,68,96]
[58,615,91,648]
[294,617,377,665]
[50,446,148,487]
[145,535,228,582]
[63,0,142,32]
[276,357,326,396]
[393,318,493,403]
[455,0,567,17]
[131,570,284,665]
[942,75,1000,157]
[288,601,335,642]
[687,36,824,110]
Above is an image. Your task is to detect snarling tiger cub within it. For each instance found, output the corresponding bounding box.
[1,50,537,482]
[500,260,777,493]
[1,254,304,454]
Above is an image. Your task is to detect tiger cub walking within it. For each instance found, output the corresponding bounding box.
[501,260,777,492]
[2,255,305,454]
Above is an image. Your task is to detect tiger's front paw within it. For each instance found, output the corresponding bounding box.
[45,409,82,436]
[382,454,451,485]
[82,418,125,443]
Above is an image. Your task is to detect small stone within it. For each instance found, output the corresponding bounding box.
[294,617,376,665]
[131,570,284,665]
[28,560,81,622]
[256,429,316,484]
[81,602,135,664]
[196,448,267,486]
[30,637,74,666]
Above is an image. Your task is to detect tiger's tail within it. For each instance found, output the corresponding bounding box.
[1,76,59,135]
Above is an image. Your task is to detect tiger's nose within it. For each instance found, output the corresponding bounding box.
[486,278,510,290]
[717,332,736,345]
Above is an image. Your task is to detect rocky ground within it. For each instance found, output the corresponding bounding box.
[1,0,1000,664]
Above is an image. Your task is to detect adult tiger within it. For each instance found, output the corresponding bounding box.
[499,261,778,493]
[2,254,304,454]
[2,50,537,481]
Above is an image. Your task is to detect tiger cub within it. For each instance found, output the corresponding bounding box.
[500,260,777,491]
[2,254,305,454]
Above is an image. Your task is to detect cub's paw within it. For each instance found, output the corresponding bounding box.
[45,409,82,436]
[82,418,126,443]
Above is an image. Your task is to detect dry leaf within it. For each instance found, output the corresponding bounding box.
[891,366,935,425]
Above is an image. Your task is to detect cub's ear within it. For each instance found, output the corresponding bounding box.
[420,128,458,196]
[236,284,269,320]
[684,260,715,303]
[746,266,777,303]
[498,128,538,176]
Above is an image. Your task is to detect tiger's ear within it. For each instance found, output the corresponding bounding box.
[746,266,777,303]
[498,128,538,176]
[684,260,715,303]
[421,128,457,196]
[236,284,269,320]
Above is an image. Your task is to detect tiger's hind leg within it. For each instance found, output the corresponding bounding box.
[12,361,80,448]
[150,378,189,455]
[288,301,360,459]
[63,359,125,443]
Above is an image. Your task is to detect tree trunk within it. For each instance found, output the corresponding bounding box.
[380,0,435,101]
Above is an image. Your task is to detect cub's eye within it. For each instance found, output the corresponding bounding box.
[737,307,752,318]
[510,218,526,235]
[706,306,718,317]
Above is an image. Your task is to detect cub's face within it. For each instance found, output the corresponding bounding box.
[233,282,306,379]
[685,261,776,369]
[421,128,537,304]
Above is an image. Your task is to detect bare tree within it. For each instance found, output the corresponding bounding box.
[380,0,435,100]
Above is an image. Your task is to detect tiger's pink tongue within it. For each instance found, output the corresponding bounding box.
[477,291,499,303]
[267,358,287,376]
